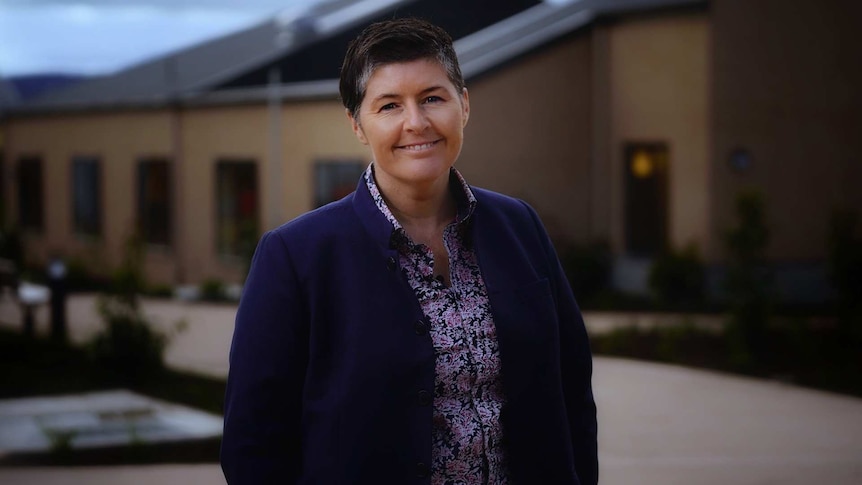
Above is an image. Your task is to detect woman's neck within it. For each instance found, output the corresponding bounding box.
[375,170,456,236]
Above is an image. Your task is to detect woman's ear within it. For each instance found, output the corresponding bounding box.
[347,109,368,145]
[461,88,470,128]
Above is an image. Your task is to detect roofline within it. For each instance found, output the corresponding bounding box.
[3,0,707,117]
[184,0,417,94]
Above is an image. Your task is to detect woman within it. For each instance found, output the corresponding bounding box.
[221,18,597,485]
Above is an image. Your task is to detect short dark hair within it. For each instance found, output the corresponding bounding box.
[339,17,465,119]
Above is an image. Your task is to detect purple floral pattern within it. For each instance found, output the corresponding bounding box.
[365,165,509,484]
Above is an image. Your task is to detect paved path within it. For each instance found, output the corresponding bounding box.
[0,293,236,378]
[1,294,861,484]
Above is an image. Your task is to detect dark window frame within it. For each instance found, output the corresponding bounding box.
[313,159,365,208]
[215,159,259,259]
[71,156,103,237]
[17,156,44,232]
[137,158,173,247]
[623,142,669,258]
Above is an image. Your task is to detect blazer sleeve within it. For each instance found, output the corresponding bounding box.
[522,201,599,485]
[221,230,309,484]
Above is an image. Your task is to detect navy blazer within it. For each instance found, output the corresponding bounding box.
[221,177,598,484]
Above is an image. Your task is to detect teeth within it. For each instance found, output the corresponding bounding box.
[402,142,435,151]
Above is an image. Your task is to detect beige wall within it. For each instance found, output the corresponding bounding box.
[711,0,862,261]
[178,101,366,283]
[279,100,371,222]
[178,105,268,284]
[6,111,174,277]
[460,32,594,244]
[605,12,711,256]
[4,101,368,285]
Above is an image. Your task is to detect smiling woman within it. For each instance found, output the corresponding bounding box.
[221,17,598,485]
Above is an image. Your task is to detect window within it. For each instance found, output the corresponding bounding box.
[137,159,172,246]
[314,160,364,208]
[17,157,43,231]
[216,160,258,257]
[72,157,102,236]
[624,143,669,257]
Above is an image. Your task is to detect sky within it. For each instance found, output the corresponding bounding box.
[0,0,325,77]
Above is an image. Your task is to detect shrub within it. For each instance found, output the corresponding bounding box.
[647,243,705,310]
[64,258,111,293]
[591,323,728,368]
[723,191,772,370]
[0,227,24,268]
[144,284,175,299]
[88,232,180,382]
[199,278,227,302]
[559,241,612,305]
[827,208,862,339]
[89,296,168,381]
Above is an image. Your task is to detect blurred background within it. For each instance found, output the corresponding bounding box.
[0,0,860,483]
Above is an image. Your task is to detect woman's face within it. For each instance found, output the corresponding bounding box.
[349,59,469,194]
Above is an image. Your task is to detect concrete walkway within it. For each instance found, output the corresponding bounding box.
[1,293,861,484]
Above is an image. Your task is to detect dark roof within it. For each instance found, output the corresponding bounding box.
[19,0,425,111]
[0,78,20,113]
[214,0,543,90]
[5,74,87,101]
[9,0,705,115]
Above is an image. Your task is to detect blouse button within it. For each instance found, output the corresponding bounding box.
[386,257,397,271]
[414,320,428,336]
[417,390,432,406]
[415,462,430,478]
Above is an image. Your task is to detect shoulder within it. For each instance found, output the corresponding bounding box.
[269,192,358,244]
[471,186,540,226]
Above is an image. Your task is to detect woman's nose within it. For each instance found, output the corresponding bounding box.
[403,103,430,132]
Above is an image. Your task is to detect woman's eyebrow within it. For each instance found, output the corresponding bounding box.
[371,86,446,103]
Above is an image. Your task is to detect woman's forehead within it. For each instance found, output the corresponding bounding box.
[364,59,453,95]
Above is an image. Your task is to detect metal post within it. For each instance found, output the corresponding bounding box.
[48,258,67,343]
[22,304,34,338]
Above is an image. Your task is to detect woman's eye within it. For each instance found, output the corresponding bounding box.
[380,103,397,111]
[424,96,443,104]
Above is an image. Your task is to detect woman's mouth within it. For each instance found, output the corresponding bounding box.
[398,140,439,151]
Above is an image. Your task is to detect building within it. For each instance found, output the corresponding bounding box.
[2,0,860,301]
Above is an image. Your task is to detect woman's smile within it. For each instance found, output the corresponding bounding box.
[397,140,442,152]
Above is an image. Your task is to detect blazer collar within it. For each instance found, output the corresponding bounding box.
[352,174,397,252]
[352,166,477,252]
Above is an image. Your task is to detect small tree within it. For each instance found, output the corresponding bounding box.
[560,241,612,306]
[648,243,706,311]
[723,191,772,370]
[89,232,181,382]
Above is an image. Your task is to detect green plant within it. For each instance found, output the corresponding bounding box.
[199,278,227,302]
[827,209,862,336]
[560,241,612,305]
[90,296,169,380]
[0,227,24,268]
[42,427,76,456]
[88,232,179,382]
[64,257,111,293]
[723,191,772,370]
[648,243,705,310]
[144,283,175,298]
[110,232,147,309]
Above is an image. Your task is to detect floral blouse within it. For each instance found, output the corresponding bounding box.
[365,165,509,484]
